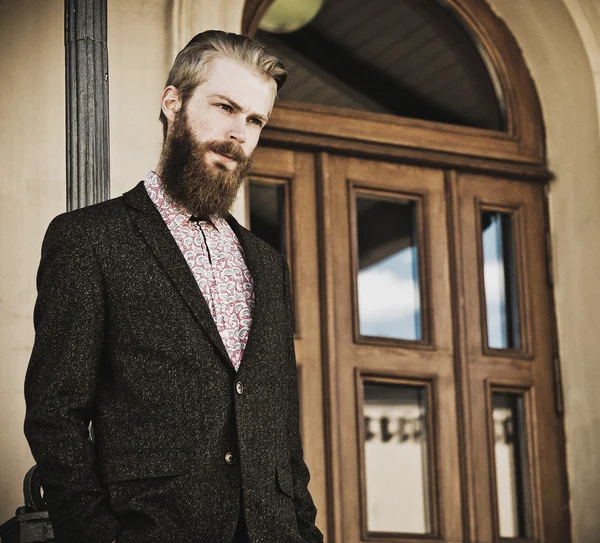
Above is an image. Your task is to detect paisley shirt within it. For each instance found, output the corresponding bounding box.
[144,171,254,371]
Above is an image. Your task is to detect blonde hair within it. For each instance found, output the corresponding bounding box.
[159,30,288,139]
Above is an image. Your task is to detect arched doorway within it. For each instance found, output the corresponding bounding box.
[242,1,569,541]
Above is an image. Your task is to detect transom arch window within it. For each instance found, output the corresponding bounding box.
[255,0,505,130]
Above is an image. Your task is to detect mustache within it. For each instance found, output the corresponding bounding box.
[206,140,247,163]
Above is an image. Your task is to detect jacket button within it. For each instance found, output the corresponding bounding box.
[225,452,237,465]
[235,381,244,395]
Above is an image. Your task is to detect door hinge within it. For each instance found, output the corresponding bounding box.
[553,355,564,417]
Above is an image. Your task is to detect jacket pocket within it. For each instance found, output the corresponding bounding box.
[101,448,190,483]
[276,464,295,499]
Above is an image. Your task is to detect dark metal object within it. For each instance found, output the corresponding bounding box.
[0,512,53,543]
[23,467,46,513]
[0,467,54,542]
[65,0,110,210]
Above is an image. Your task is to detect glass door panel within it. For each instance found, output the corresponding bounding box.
[481,211,521,350]
[491,391,532,538]
[355,193,423,342]
[361,379,433,535]
[248,180,289,259]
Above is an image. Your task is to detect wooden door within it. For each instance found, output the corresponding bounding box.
[247,150,569,543]
[451,173,569,542]
[321,155,463,543]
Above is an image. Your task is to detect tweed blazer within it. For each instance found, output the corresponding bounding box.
[24,181,323,543]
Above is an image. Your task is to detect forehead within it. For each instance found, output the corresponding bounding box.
[195,56,276,116]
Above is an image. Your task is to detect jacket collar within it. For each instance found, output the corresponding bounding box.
[122,181,266,371]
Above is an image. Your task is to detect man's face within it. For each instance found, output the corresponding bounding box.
[158,57,276,218]
[180,56,275,171]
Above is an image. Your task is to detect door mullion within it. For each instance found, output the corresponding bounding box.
[317,152,345,543]
[445,169,477,543]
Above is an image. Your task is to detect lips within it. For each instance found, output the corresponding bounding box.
[216,152,236,161]
[210,151,238,167]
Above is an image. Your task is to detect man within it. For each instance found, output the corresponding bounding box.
[24,30,323,543]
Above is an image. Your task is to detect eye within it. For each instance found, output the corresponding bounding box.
[218,103,233,113]
[248,117,263,127]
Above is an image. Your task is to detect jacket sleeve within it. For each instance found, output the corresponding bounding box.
[281,256,324,543]
[24,214,121,543]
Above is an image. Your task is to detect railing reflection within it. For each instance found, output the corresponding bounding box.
[362,382,431,534]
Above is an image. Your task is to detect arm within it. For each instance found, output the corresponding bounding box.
[281,256,324,543]
[24,214,121,543]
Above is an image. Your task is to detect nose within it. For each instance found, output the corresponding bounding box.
[227,117,246,144]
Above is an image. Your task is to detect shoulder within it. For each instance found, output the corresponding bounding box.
[43,193,131,251]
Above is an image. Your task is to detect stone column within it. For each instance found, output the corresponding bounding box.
[65,0,110,210]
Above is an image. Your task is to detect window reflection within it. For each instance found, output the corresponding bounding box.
[356,195,422,341]
[481,211,520,349]
[363,381,432,534]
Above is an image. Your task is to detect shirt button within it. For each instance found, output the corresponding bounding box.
[225,452,237,465]
[235,381,244,395]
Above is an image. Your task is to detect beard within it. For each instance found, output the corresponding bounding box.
[157,110,252,219]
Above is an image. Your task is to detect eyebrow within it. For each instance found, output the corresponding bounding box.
[209,94,269,124]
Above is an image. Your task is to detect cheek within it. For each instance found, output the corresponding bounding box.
[187,111,221,142]
[192,123,216,143]
[245,129,262,154]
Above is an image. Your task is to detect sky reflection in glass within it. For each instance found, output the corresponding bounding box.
[357,197,421,341]
[482,212,519,349]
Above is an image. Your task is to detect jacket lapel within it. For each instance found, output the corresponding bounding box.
[122,182,231,366]
[226,214,268,365]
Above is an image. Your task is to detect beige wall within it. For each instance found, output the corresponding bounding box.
[108,0,170,198]
[565,0,600,118]
[487,1,600,541]
[0,0,65,522]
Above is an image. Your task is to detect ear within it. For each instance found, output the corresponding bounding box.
[161,85,182,124]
